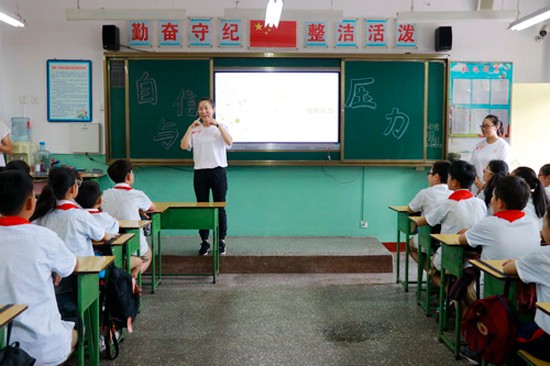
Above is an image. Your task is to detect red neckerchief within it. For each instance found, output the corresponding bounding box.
[448,189,474,201]
[0,216,30,226]
[494,210,526,223]
[114,185,133,191]
[56,203,79,210]
[88,209,101,214]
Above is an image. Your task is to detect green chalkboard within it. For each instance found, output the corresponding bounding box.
[342,60,445,162]
[105,53,447,165]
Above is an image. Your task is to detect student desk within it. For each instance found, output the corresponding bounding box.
[153,202,226,284]
[0,304,27,349]
[93,233,136,270]
[469,259,519,308]
[409,216,434,316]
[118,220,148,283]
[430,233,466,359]
[75,255,114,366]
[538,302,550,316]
[388,205,415,291]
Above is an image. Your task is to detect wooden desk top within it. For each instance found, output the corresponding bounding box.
[469,259,516,279]
[31,173,105,180]
[430,234,462,246]
[408,216,422,224]
[76,256,115,273]
[388,205,409,212]
[154,201,227,212]
[118,220,151,229]
[93,233,135,246]
[536,302,550,316]
[0,304,28,328]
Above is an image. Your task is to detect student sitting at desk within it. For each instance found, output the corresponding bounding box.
[31,167,110,321]
[415,160,487,286]
[538,163,550,199]
[102,159,157,275]
[407,160,451,263]
[503,206,550,362]
[476,160,508,216]
[511,167,549,232]
[0,170,78,366]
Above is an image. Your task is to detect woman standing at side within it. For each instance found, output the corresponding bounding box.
[471,115,514,193]
[0,120,12,169]
[180,98,233,256]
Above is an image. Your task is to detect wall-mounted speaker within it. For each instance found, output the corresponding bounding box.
[435,26,452,52]
[102,25,120,51]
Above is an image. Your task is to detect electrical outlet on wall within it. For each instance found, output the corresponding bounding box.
[360,220,368,229]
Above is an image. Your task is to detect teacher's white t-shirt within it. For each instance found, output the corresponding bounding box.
[0,120,10,167]
[471,138,513,186]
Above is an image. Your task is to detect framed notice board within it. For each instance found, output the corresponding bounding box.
[47,59,92,122]
[104,53,448,166]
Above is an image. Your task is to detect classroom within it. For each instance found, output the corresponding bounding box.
[1,0,550,365]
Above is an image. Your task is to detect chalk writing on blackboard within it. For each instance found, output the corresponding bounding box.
[384,108,409,140]
[427,122,442,149]
[153,118,179,149]
[345,78,377,110]
[136,72,158,105]
[172,89,197,117]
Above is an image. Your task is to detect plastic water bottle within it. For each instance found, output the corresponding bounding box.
[34,142,51,174]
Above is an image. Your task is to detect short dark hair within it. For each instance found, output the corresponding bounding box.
[198,97,214,108]
[539,164,550,177]
[108,159,133,184]
[0,170,34,216]
[493,175,530,210]
[448,160,476,189]
[5,160,31,175]
[432,161,451,183]
[75,180,101,209]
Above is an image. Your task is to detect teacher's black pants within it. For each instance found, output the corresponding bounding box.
[193,166,228,242]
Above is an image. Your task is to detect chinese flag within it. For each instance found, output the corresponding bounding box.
[249,20,296,48]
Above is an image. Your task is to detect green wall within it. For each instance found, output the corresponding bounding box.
[54,154,427,242]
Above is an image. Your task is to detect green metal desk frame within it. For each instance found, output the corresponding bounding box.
[156,202,225,284]
[414,222,434,316]
[75,256,114,366]
[389,206,416,292]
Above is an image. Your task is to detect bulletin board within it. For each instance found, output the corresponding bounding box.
[47,59,92,122]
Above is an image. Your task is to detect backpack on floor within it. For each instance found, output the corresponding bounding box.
[100,266,138,359]
[461,282,517,365]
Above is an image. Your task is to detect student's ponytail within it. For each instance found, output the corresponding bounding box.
[483,160,509,207]
[30,167,78,222]
[30,184,56,221]
[512,166,549,218]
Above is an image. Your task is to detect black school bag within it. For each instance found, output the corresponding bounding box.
[101,266,138,359]
[461,281,517,365]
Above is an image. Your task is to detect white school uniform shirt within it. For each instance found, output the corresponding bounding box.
[426,190,487,235]
[187,123,231,170]
[428,190,487,270]
[465,210,540,261]
[516,246,550,335]
[0,216,76,366]
[471,138,513,186]
[85,208,119,235]
[33,200,105,256]
[0,120,10,167]
[102,183,152,255]
[523,196,544,231]
[409,183,452,246]
[545,186,550,200]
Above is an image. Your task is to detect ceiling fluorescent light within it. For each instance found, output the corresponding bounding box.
[397,10,516,22]
[65,8,186,21]
[508,6,550,31]
[0,9,25,27]
[224,8,343,21]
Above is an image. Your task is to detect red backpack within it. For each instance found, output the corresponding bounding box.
[461,294,517,365]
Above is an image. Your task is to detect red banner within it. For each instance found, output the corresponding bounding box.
[249,20,296,48]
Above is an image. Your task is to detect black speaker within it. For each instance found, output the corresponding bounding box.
[102,25,120,51]
[435,26,452,52]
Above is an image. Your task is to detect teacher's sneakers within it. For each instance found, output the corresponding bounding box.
[219,240,226,255]
[199,241,210,256]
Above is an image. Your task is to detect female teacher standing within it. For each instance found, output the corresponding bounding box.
[0,120,12,168]
[471,114,514,192]
[180,98,233,256]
